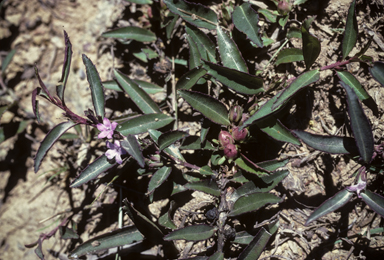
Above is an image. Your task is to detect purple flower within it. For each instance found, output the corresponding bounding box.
[97,118,118,139]
[347,181,366,198]
[105,140,126,164]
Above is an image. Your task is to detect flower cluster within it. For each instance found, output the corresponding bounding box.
[97,118,126,164]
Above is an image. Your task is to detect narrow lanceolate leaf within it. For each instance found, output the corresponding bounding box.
[234,231,254,245]
[230,170,289,203]
[301,19,321,69]
[208,251,224,260]
[202,61,263,95]
[185,25,217,62]
[238,227,271,260]
[148,166,172,194]
[69,226,143,258]
[258,159,289,172]
[125,0,152,4]
[70,155,116,188]
[164,224,217,241]
[342,81,374,164]
[102,26,156,42]
[179,90,230,126]
[103,79,164,94]
[242,94,280,128]
[256,117,301,145]
[369,62,384,87]
[57,30,72,102]
[275,48,304,66]
[121,135,145,168]
[158,130,189,150]
[82,54,105,118]
[272,69,320,110]
[232,3,262,47]
[292,130,359,155]
[342,0,357,60]
[234,157,269,177]
[34,121,76,173]
[118,114,174,136]
[180,136,216,150]
[229,192,282,217]
[114,69,161,114]
[176,67,207,90]
[305,189,353,225]
[258,9,278,23]
[32,88,41,123]
[34,66,54,102]
[159,201,177,229]
[216,25,248,73]
[337,71,369,101]
[186,34,202,69]
[148,129,185,162]
[163,0,218,30]
[185,179,220,197]
[123,199,164,244]
[1,48,16,75]
[360,190,384,218]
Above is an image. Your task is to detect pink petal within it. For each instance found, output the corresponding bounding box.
[105,149,117,160]
[111,121,118,131]
[115,154,123,164]
[106,131,114,139]
[97,123,107,132]
[103,118,111,127]
[98,131,108,139]
[106,141,114,149]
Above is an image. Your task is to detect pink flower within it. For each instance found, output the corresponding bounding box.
[97,118,118,139]
[347,181,366,198]
[105,140,126,164]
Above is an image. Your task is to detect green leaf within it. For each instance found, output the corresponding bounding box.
[57,31,72,102]
[102,26,156,42]
[342,0,357,60]
[337,71,369,101]
[164,224,217,241]
[133,48,159,62]
[272,69,320,110]
[369,62,384,87]
[208,251,224,260]
[165,14,179,39]
[180,136,216,150]
[185,25,217,63]
[234,157,268,177]
[242,95,280,127]
[238,227,271,260]
[275,48,304,66]
[1,48,16,76]
[82,54,105,118]
[114,69,161,114]
[258,159,289,172]
[360,190,384,218]
[163,0,218,30]
[123,199,164,244]
[148,129,185,162]
[232,3,262,47]
[229,192,281,217]
[69,226,143,258]
[121,135,145,168]
[199,165,215,176]
[202,61,263,95]
[118,114,174,136]
[103,79,164,94]
[292,130,359,154]
[287,27,302,39]
[176,67,207,90]
[179,90,230,126]
[158,130,189,150]
[159,201,177,229]
[301,18,321,69]
[306,189,353,225]
[70,155,115,188]
[186,34,202,69]
[230,170,288,203]
[185,179,220,197]
[342,81,374,164]
[294,0,309,4]
[258,9,278,23]
[256,116,300,145]
[278,15,289,28]
[59,226,79,240]
[234,231,254,245]
[34,121,76,173]
[147,166,172,194]
[216,25,248,73]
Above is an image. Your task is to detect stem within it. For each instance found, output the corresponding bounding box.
[262,38,289,73]
[172,56,178,130]
[320,60,350,71]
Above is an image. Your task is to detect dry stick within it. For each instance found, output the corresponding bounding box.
[176,8,218,27]
[172,56,178,130]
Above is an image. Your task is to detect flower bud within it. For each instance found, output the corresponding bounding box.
[224,143,238,159]
[228,105,243,124]
[219,130,234,147]
[277,1,292,16]
[232,127,248,142]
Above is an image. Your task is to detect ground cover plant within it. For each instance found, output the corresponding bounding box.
[1,0,384,259]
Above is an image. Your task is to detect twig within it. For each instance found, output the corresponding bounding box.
[177,8,218,27]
